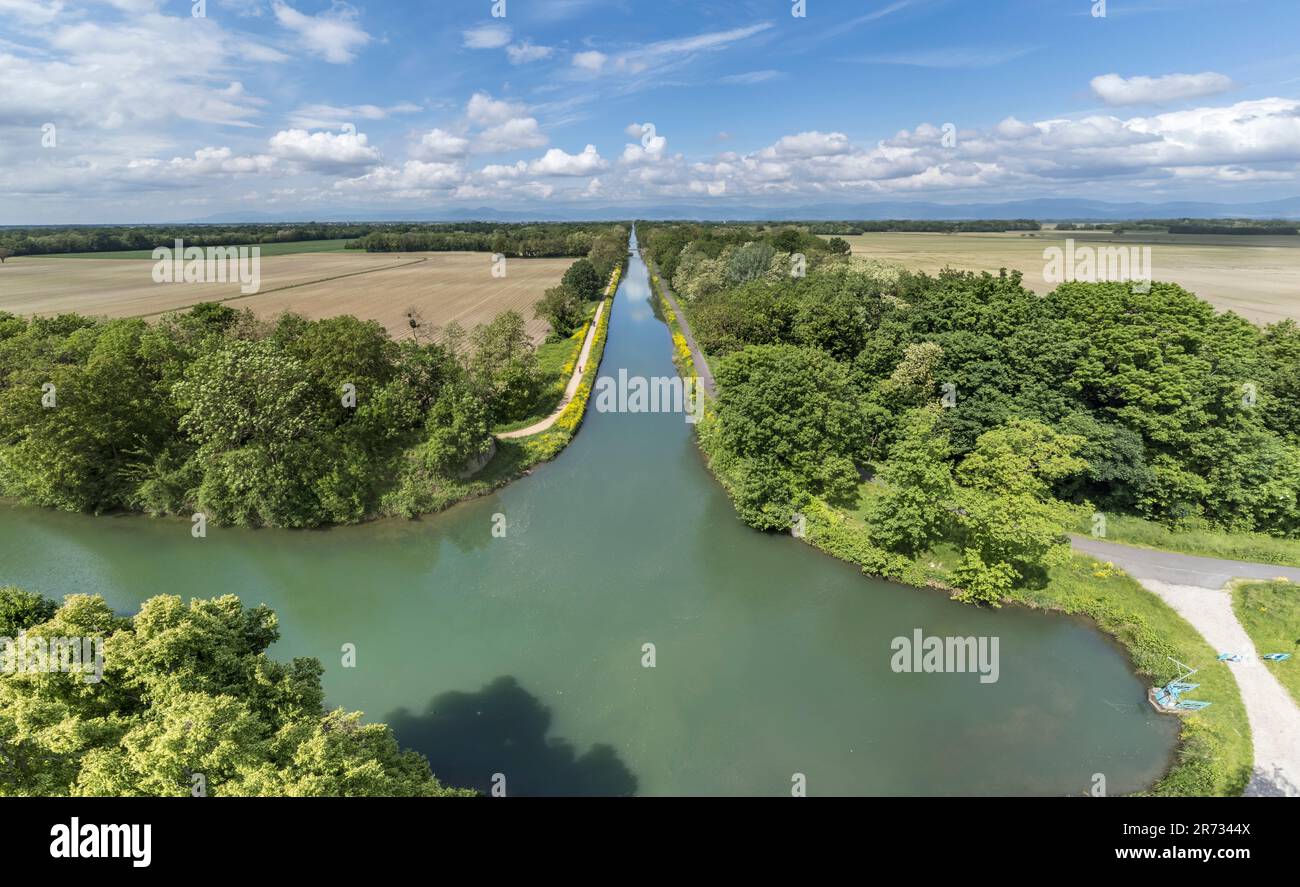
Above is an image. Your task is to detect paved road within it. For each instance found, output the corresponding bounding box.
[644,253,716,398]
[1071,535,1300,588]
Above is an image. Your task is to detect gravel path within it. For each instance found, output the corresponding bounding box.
[496,298,606,440]
[1072,536,1300,796]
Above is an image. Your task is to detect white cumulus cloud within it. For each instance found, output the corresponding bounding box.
[269,128,381,170]
[529,144,607,176]
[1090,72,1234,106]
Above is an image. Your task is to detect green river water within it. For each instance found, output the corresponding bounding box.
[0,231,1179,795]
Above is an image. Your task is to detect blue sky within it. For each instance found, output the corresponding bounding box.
[2,0,1299,222]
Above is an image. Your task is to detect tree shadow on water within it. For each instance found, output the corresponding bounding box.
[387,676,639,797]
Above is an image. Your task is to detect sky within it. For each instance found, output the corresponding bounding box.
[2,0,1299,223]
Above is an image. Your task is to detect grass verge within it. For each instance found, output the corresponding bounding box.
[1232,580,1300,706]
[1075,509,1300,569]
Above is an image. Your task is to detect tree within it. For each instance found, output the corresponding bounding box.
[534,285,585,340]
[0,592,472,797]
[772,227,803,253]
[0,248,13,263]
[0,319,178,512]
[561,258,602,302]
[945,420,1086,596]
[172,339,328,526]
[0,586,57,636]
[866,406,955,556]
[419,384,492,476]
[725,242,776,286]
[467,311,543,424]
[587,230,627,280]
[955,418,1087,499]
[714,344,865,529]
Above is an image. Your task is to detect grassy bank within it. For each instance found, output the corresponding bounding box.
[647,268,699,379]
[1075,510,1300,569]
[1232,580,1300,706]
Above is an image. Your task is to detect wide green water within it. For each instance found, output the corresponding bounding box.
[0,232,1178,795]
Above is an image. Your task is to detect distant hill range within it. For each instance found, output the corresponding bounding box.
[189,196,1300,225]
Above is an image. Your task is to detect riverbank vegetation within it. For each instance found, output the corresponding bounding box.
[0,586,472,796]
[1232,581,1300,706]
[0,246,623,528]
[640,221,1287,794]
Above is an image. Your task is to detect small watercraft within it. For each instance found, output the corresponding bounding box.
[1167,681,1200,692]
[1262,653,1293,662]
[1217,653,1243,662]
[1173,699,1213,711]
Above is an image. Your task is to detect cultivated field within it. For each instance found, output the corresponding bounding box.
[830,231,1300,325]
[0,251,571,341]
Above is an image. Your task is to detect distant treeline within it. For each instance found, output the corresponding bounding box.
[347,223,630,262]
[0,221,635,260]
[809,220,1042,234]
[0,224,371,257]
[1166,224,1298,235]
[1058,219,1299,235]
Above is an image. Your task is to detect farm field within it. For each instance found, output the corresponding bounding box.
[0,251,570,341]
[233,252,571,341]
[829,231,1300,325]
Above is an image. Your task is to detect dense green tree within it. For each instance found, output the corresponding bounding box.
[561,258,603,302]
[866,407,955,556]
[0,592,471,796]
[418,384,493,476]
[713,344,865,529]
[0,319,177,512]
[466,311,543,424]
[0,586,57,636]
[534,285,586,340]
[955,418,1087,499]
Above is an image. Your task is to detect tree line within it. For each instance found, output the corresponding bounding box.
[347,223,630,264]
[0,223,372,257]
[0,221,632,260]
[808,220,1042,234]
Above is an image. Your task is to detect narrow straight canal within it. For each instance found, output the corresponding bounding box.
[0,230,1179,795]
